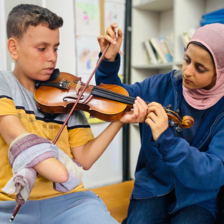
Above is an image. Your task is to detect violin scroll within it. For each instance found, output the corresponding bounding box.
[165,107,194,130]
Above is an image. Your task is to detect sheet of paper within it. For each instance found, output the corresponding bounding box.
[105,0,126,4]
[75,0,100,36]
[104,1,125,33]
[76,36,100,75]
[78,73,96,86]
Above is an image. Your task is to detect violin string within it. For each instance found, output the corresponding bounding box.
[93,87,135,104]
[92,86,182,122]
[93,86,150,105]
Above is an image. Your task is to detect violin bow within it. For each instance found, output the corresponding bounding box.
[10,44,111,222]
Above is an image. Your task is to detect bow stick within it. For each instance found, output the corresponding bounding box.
[10,44,111,222]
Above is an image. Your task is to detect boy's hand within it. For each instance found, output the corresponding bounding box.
[97,23,123,61]
[120,97,148,124]
[145,102,169,141]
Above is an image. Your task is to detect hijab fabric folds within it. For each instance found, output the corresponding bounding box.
[182,23,224,110]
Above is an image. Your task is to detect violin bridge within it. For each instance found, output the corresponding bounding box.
[76,80,81,95]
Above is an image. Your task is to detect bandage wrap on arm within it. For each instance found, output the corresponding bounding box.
[3,133,83,204]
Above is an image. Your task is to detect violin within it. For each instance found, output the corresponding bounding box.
[34,69,194,129]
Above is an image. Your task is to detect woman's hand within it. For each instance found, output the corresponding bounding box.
[120,97,148,124]
[145,102,169,141]
[97,23,123,61]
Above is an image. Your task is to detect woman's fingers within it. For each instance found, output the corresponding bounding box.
[97,35,116,46]
[106,26,117,40]
[147,103,167,119]
[117,28,123,43]
[145,103,169,141]
[110,23,118,31]
[146,111,159,123]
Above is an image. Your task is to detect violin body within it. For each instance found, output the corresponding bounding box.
[35,70,194,128]
[35,72,132,121]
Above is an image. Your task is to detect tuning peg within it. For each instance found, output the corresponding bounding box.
[176,109,180,114]
[175,125,182,133]
[166,104,172,110]
[169,119,175,127]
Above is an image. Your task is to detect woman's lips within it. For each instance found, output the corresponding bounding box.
[184,77,192,83]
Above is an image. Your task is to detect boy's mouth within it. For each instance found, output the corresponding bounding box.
[44,67,54,74]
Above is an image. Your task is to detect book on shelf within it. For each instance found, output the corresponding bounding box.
[181,29,195,48]
[164,36,174,58]
[143,33,174,65]
[151,38,168,64]
[187,28,195,39]
[158,37,172,63]
[143,40,160,65]
[181,32,190,48]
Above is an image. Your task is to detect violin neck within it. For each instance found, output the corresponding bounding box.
[92,86,150,105]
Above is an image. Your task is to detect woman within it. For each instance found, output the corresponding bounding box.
[96,23,224,223]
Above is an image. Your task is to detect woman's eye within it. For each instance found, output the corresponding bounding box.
[54,48,58,52]
[183,58,190,64]
[38,48,45,52]
[196,67,205,73]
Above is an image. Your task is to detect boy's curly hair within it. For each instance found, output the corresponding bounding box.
[7,4,63,39]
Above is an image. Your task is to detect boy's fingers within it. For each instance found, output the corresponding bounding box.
[136,97,147,109]
[135,101,146,117]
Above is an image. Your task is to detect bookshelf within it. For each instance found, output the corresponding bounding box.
[129,0,224,179]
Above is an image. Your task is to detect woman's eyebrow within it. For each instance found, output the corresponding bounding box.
[185,53,211,70]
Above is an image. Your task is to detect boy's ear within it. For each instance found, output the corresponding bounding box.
[7,38,19,60]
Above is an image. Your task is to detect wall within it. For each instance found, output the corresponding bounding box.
[0,0,7,71]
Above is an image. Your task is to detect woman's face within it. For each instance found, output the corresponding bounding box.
[182,44,216,90]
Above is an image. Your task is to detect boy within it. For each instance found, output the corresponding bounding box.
[0,4,148,224]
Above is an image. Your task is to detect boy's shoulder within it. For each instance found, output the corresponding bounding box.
[0,70,16,84]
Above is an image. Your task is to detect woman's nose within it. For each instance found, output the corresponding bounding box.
[184,63,194,77]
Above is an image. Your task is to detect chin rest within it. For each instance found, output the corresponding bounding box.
[35,68,60,89]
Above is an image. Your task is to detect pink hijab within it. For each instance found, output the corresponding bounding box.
[182,23,224,110]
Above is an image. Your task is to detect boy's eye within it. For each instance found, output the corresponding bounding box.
[38,48,45,52]
[54,48,58,52]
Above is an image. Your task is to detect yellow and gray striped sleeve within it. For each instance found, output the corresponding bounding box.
[68,111,94,148]
[0,96,18,117]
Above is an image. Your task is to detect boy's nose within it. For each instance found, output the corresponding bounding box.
[47,50,57,63]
